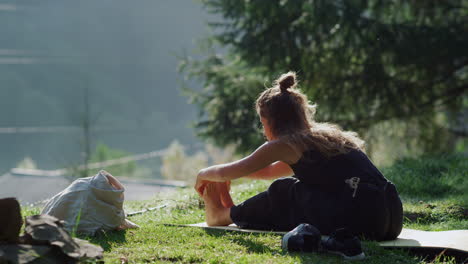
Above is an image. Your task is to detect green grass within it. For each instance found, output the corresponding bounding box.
[381,154,467,201]
[382,154,467,232]
[85,185,422,264]
[21,154,467,263]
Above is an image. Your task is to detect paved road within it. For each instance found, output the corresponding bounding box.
[0,173,183,205]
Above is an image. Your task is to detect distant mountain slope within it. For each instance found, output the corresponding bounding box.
[0,0,211,171]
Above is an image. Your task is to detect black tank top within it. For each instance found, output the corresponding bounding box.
[289,148,387,188]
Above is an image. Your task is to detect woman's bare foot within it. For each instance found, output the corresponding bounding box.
[217,182,235,208]
[203,183,233,226]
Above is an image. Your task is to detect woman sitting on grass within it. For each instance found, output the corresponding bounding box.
[195,72,403,240]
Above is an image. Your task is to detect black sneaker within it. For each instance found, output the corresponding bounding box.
[321,228,365,260]
[281,223,322,252]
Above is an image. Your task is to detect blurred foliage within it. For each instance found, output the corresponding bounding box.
[16,157,38,170]
[160,140,238,183]
[88,142,137,177]
[180,56,269,153]
[181,0,468,155]
[161,140,208,183]
[365,116,460,165]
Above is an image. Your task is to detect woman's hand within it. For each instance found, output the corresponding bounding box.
[195,175,210,196]
[195,177,233,208]
[195,168,216,196]
[195,167,231,196]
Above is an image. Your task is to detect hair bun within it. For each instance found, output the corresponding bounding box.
[278,72,296,93]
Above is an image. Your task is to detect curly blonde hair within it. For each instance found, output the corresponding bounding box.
[256,71,365,157]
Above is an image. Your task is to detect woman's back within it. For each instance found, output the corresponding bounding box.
[290,148,388,188]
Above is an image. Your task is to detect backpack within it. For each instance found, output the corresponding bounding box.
[0,197,22,243]
[41,170,137,236]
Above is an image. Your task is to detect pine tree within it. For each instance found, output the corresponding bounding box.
[181,0,468,153]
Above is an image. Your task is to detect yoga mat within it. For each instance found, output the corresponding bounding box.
[172,223,468,254]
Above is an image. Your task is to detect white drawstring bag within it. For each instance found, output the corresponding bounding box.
[42,170,138,235]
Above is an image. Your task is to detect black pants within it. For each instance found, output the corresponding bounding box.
[230,177,403,240]
[345,181,403,240]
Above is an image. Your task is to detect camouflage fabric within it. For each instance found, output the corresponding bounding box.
[0,244,74,264]
[22,215,103,259]
[0,214,103,264]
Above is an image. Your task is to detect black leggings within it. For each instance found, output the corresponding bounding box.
[230,177,403,240]
[346,181,403,240]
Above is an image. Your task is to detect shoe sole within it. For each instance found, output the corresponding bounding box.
[281,230,298,251]
[326,250,366,260]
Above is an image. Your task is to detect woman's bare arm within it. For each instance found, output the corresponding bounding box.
[195,140,298,190]
[244,161,294,180]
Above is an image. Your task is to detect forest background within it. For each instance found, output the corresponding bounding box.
[1,0,466,182]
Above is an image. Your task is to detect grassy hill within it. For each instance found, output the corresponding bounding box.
[23,154,467,263]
